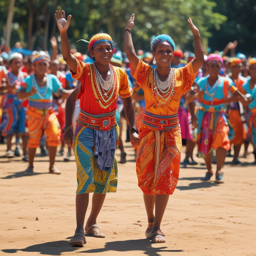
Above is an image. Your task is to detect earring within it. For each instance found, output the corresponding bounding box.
[153,58,156,65]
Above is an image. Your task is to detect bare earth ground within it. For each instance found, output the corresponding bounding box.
[0,141,256,256]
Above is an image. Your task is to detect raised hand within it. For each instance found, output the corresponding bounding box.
[125,14,135,31]
[188,18,200,37]
[55,10,72,34]
[226,40,238,50]
[50,36,58,48]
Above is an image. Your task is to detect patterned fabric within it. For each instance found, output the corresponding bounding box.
[74,124,118,194]
[21,74,62,109]
[71,59,133,114]
[178,105,193,140]
[197,111,230,157]
[134,60,197,116]
[136,123,181,195]
[1,71,26,136]
[196,76,237,156]
[27,107,60,148]
[134,61,196,195]
[88,33,113,51]
[32,51,50,63]
[206,54,223,66]
[250,109,256,147]
[229,57,242,67]
[0,95,25,136]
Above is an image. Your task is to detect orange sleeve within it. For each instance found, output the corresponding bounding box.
[175,62,197,94]
[118,68,133,98]
[133,60,152,90]
[70,58,88,82]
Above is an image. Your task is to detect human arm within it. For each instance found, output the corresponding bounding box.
[63,84,81,146]
[187,101,198,128]
[224,90,248,105]
[50,36,58,60]
[188,18,204,74]
[122,96,140,147]
[124,14,139,70]
[18,86,37,99]
[132,91,144,102]
[222,41,238,58]
[186,83,204,103]
[55,10,77,73]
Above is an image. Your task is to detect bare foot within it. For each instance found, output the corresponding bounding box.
[150,228,166,243]
[49,165,61,175]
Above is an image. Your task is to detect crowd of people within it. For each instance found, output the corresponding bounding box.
[0,10,255,246]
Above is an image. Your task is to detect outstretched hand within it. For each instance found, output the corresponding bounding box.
[125,14,135,31]
[55,10,72,34]
[50,36,58,48]
[188,18,200,37]
[226,40,238,50]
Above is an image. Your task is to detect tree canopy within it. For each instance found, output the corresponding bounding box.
[1,0,253,56]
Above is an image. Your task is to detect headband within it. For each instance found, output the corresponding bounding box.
[151,34,175,52]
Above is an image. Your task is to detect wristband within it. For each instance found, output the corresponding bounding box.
[63,125,73,134]
[125,29,131,33]
[230,85,237,94]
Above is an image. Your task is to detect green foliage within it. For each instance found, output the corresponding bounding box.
[208,0,256,56]
[0,0,227,53]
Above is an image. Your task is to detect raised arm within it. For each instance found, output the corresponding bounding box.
[124,14,139,70]
[50,36,58,61]
[187,18,204,74]
[222,41,238,58]
[55,10,77,73]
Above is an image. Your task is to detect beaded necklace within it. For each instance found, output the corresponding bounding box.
[152,68,176,105]
[205,77,219,102]
[32,74,48,99]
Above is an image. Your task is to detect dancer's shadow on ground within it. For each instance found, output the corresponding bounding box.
[81,239,182,256]
[2,239,182,256]
[177,179,217,190]
[2,240,78,255]
[1,171,47,179]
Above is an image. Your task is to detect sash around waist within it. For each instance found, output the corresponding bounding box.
[142,111,179,130]
[77,110,117,131]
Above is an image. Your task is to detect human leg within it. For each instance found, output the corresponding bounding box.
[150,194,169,243]
[215,147,226,183]
[143,193,155,237]
[85,193,106,238]
[232,144,242,164]
[70,193,89,246]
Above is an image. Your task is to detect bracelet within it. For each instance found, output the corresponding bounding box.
[125,28,131,33]
[230,85,237,94]
[63,125,73,134]
[130,127,139,134]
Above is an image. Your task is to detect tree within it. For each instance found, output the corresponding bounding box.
[4,0,15,46]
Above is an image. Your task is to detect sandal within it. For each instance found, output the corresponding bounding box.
[86,224,105,238]
[49,166,61,175]
[145,218,154,239]
[69,232,86,247]
[215,172,224,184]
[151,229,166,243]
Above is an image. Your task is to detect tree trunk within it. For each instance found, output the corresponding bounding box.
[27,3,34,50]
[4,0,16,47]
[43,11,50,51]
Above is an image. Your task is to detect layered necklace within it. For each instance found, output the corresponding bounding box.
[32,74,48,99]
[153,68,176,105]
[91,64,117,109]
[205,78,219,101]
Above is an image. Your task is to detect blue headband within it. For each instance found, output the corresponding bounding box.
[151,34,175,52]
[91,39,113,50]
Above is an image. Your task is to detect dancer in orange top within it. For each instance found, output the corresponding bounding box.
[125,14,204,243]
[228,58,246,164]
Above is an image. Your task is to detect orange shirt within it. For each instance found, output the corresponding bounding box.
[71,59,133,115]
[134,60,197,116]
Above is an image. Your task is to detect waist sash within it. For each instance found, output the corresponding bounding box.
[77,109,116,131]
[142,111,179,130]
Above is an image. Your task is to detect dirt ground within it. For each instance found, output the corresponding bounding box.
[0,141,256,256]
